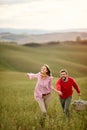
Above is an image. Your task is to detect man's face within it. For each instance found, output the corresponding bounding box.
[60,72,68,81]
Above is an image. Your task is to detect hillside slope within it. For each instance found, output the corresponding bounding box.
[0,42,87,77]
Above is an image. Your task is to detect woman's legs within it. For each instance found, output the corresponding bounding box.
[37,93,52,114]
[37,95,51,126]
[37,98,47,114]
[44,94,52,110]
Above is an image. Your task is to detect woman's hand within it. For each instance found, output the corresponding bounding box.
[53,88,62,96]
[58,91,62,96]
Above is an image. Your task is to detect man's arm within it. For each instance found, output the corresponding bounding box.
[72,79,81,96]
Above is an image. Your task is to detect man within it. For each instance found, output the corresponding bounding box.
[56,69,81,117]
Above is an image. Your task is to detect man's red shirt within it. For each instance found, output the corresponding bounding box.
[56,77,80,98]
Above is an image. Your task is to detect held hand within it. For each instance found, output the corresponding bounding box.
[58,91,63,96]
[53,88,63,96]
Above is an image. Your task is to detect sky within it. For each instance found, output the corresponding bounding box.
[0,0,87,31]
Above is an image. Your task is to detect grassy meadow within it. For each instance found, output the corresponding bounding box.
[0,42,87,130]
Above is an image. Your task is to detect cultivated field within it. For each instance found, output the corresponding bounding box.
[0,42,87,130]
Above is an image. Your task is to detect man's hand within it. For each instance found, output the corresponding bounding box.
[78,93,81,96]
[58,91,62,96]
[53,88,62,96]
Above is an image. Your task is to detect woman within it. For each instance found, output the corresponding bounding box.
[27,64,61,116]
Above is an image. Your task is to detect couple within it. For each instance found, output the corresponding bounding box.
[27,64,81,118]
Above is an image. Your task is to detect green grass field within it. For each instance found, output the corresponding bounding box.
[0,42,87,130]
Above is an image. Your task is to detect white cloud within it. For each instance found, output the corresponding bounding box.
[0,0,87,30]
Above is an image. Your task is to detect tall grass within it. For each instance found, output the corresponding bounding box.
[0,71,87,130]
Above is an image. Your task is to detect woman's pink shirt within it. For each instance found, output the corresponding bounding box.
[27,72,54,101]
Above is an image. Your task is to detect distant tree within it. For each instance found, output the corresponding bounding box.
[76,36,81,42]
[46,41,60,45]
[76,36,87,45]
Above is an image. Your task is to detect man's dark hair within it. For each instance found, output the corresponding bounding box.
[60,69,68,74]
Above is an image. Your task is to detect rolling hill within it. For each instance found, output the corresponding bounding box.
[0,42,87,78]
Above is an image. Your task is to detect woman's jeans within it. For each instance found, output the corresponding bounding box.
[37,93,52,114]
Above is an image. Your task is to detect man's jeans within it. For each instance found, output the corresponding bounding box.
[59,96,72,117]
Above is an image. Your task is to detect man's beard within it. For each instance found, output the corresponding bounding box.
[62,77,67,81]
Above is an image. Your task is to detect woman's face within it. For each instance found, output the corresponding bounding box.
[41,65,47,74]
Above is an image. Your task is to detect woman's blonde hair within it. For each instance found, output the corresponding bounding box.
[44,64,51,76]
